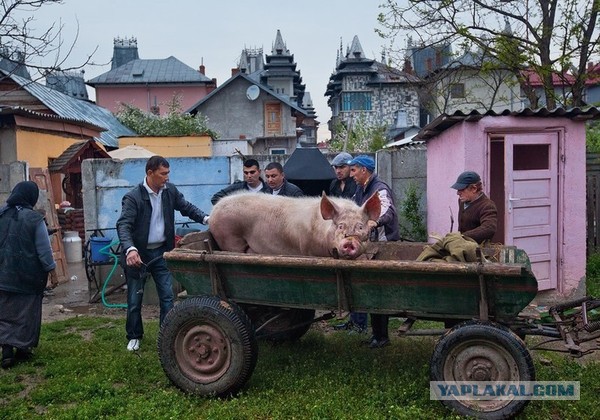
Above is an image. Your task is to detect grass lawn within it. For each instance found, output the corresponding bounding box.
[0,314,599,419]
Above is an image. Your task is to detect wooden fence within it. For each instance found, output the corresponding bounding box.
[587,153,600,255]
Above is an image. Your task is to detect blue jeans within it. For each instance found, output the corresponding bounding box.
[125,244,174,340]
[350,312,368,329]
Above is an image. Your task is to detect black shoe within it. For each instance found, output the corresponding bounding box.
[368,337,390,349]
[1,346,15,369]
[15,348,33,361]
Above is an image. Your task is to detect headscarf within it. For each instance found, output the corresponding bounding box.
[6,181,39,209]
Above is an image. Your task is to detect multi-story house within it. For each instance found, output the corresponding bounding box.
[325,35,420,142]
[187,30,318,156]
[424,49,521,119]
[87,37,216,116]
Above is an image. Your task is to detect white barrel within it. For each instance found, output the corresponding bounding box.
[62,231,82,263]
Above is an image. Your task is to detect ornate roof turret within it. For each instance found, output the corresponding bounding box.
[272,29,290,55]
[46,70,89,100]
[0,47,30,79]
[348,35,366,59]
[111,37,139,70]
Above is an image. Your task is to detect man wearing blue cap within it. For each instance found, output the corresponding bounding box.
[348,154,399,348]
[450,171,497,244]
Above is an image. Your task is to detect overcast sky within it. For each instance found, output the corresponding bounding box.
[22,0,393,141]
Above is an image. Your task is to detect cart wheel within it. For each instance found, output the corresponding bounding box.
[430,320,535,419]
[241,304,315,343]
[158,295,257,397]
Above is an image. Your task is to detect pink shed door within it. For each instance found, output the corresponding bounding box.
[505,132,558,290]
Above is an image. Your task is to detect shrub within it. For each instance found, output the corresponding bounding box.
[399,182,427,241]
[116,95,218,138]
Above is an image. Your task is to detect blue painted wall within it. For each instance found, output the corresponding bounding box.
[82,157,231,238]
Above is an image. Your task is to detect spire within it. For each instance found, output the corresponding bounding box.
[238,49,248,73]
[349,35,365,59]
[272,29,289,55]
[503,16,512,35]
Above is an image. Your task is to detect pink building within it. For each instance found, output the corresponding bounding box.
[87,37,216,115]
[419,108,600,303]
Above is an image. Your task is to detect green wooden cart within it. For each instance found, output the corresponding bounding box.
[158,233,600,419]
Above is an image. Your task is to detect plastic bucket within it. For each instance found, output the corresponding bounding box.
[90,236,113,263]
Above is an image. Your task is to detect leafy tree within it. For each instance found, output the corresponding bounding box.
[329,113,388,153]
[116,95,218,138]
[377,0,600,109]
[0,0,96,82]
[587,120,600,152]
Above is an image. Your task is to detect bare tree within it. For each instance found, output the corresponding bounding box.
[0,0,96,82]
[377,0,600,109]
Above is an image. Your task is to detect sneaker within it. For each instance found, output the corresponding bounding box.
[127,339,140,351]
[348,324,368,335]
[368,337,390,349]
[333,321,351,331]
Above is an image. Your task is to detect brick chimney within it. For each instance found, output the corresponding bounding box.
[231,68,240,76]
[198,64,205,75]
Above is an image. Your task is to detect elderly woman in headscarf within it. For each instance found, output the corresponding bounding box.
[0,181,57,369]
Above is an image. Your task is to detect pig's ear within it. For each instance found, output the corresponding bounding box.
[320,193,339,220]
[363,192,381,220]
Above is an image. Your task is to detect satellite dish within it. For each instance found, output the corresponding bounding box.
[246,85,260,101]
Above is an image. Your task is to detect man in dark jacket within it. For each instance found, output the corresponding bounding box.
[349,155,400,349]
[329,152,357,199]
[264,162,303,197]
[451,171,497,244]
[211,159,268,205]
[116,156,209,352]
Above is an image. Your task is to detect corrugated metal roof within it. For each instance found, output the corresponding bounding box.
[87,56,212,85]
[2,70,136,147]
[415,107,600,141]
[0,106,104,131]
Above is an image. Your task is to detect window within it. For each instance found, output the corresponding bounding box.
[513,144,549,170]
[270,148,286,155]
[450,83,465,98]
[264,103,282,135]
[342,92,372,111]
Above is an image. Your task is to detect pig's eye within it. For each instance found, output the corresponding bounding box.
[337,223,346,230]
[355,223,365,231]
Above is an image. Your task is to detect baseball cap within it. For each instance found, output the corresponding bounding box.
[331,152,353,167]
[451,171,481,190]
[347,155,375,172]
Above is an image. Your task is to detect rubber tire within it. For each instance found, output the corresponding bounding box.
[240,305,315,343]
[430,320,535,419]
[158,295,258,397]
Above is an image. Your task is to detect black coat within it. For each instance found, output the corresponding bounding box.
[116,182,208,253]
[265,180,304,197]
[0,207,47,294]
[211,180,268,205]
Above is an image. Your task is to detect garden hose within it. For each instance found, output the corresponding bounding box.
[98,239,127,309]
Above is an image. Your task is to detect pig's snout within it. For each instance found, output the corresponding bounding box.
[337,237,365,259]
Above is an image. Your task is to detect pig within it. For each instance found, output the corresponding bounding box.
[209,192,381,259]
